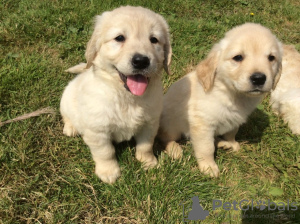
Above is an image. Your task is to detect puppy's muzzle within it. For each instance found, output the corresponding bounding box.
[116,54,151,96]
[250,72,266,87]
[132,54,150,70]
[248,72,267,94]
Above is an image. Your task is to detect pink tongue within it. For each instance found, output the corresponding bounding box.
[126,75,148,96]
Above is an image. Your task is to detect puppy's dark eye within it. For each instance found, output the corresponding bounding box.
[232,55,243,62]
[150,37,158,44]
[115,35,125,42]
[268,55,275,61]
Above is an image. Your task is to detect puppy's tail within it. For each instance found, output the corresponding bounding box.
[273,88,300,135]
[65,63,87,74]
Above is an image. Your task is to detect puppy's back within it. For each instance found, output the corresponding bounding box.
[159,73,195,142]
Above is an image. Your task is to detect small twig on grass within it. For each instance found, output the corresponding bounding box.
[0,107,56,127]
[99,216,140,224]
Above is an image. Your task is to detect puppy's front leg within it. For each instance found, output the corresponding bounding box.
[135,123,158,169]
[217,127,240,152]
[83,130,120,184]
[190,126,220,177]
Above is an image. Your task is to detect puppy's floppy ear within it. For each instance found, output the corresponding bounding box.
[272,62,282,90]
[164,39,172,75]
[196,48,219,92]
[85,14,107,69]
[272,42,283,90]
[157,14,172,75]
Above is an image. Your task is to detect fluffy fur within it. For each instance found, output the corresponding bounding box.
[271,45,300,134]
[60,6,172,184]
[159,23,282,177]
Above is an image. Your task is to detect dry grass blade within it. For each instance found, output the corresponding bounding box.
[0,107,56,127]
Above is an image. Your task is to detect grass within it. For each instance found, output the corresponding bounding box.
[1,0,300,223]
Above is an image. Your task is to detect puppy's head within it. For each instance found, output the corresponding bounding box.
[85,6,172,96]
[197,23,282,95]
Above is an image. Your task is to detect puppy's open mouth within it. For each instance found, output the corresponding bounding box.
[118,72,149,96]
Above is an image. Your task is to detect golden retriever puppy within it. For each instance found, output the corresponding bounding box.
[60,6,172,184]
[271,45,300,134]
[159,23,282,177]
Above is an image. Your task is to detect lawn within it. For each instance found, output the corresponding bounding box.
[1,0,300,223]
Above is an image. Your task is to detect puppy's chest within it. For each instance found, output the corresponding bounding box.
[214,106,246,135]
[210,100,254,136]
[110,105,148,142]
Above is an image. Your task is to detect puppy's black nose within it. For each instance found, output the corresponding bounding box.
[250,73,266,86]
[132,54,150,70]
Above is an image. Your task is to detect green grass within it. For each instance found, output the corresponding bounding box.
[1,0,300,223]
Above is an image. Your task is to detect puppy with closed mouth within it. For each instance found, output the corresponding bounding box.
[271,45,300,135]
[60,6,172,184]
[159,23,282,177]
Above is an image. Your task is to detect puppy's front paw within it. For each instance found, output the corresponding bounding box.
[198,160,220,177]
[136,152,158,169]
[165,141,183,159]
[95,161,121,184]
[217,140,240,152]
[63,122,78,137]
[289,123,300,135]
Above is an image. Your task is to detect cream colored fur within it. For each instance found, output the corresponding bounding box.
[271,45,300,134]
[60,6,171,184]
[159,23,282,177]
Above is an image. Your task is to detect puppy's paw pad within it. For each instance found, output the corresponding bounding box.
[95,164,121,184]
[198,161,220,177]
[165,141,183,159]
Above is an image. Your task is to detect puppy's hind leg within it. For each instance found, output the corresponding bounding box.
[158,127,183,160]
[62,116,78,137]
[216,127,240,152]
[165,141,183,160]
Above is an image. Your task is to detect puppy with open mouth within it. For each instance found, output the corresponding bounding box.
[159,23,282,177]
[60,6,172,184]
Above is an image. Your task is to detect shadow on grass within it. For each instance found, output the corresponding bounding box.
[115,137,166,161]
[237,108,270,144]
[241,205,300,224]
[114,107,270,161]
